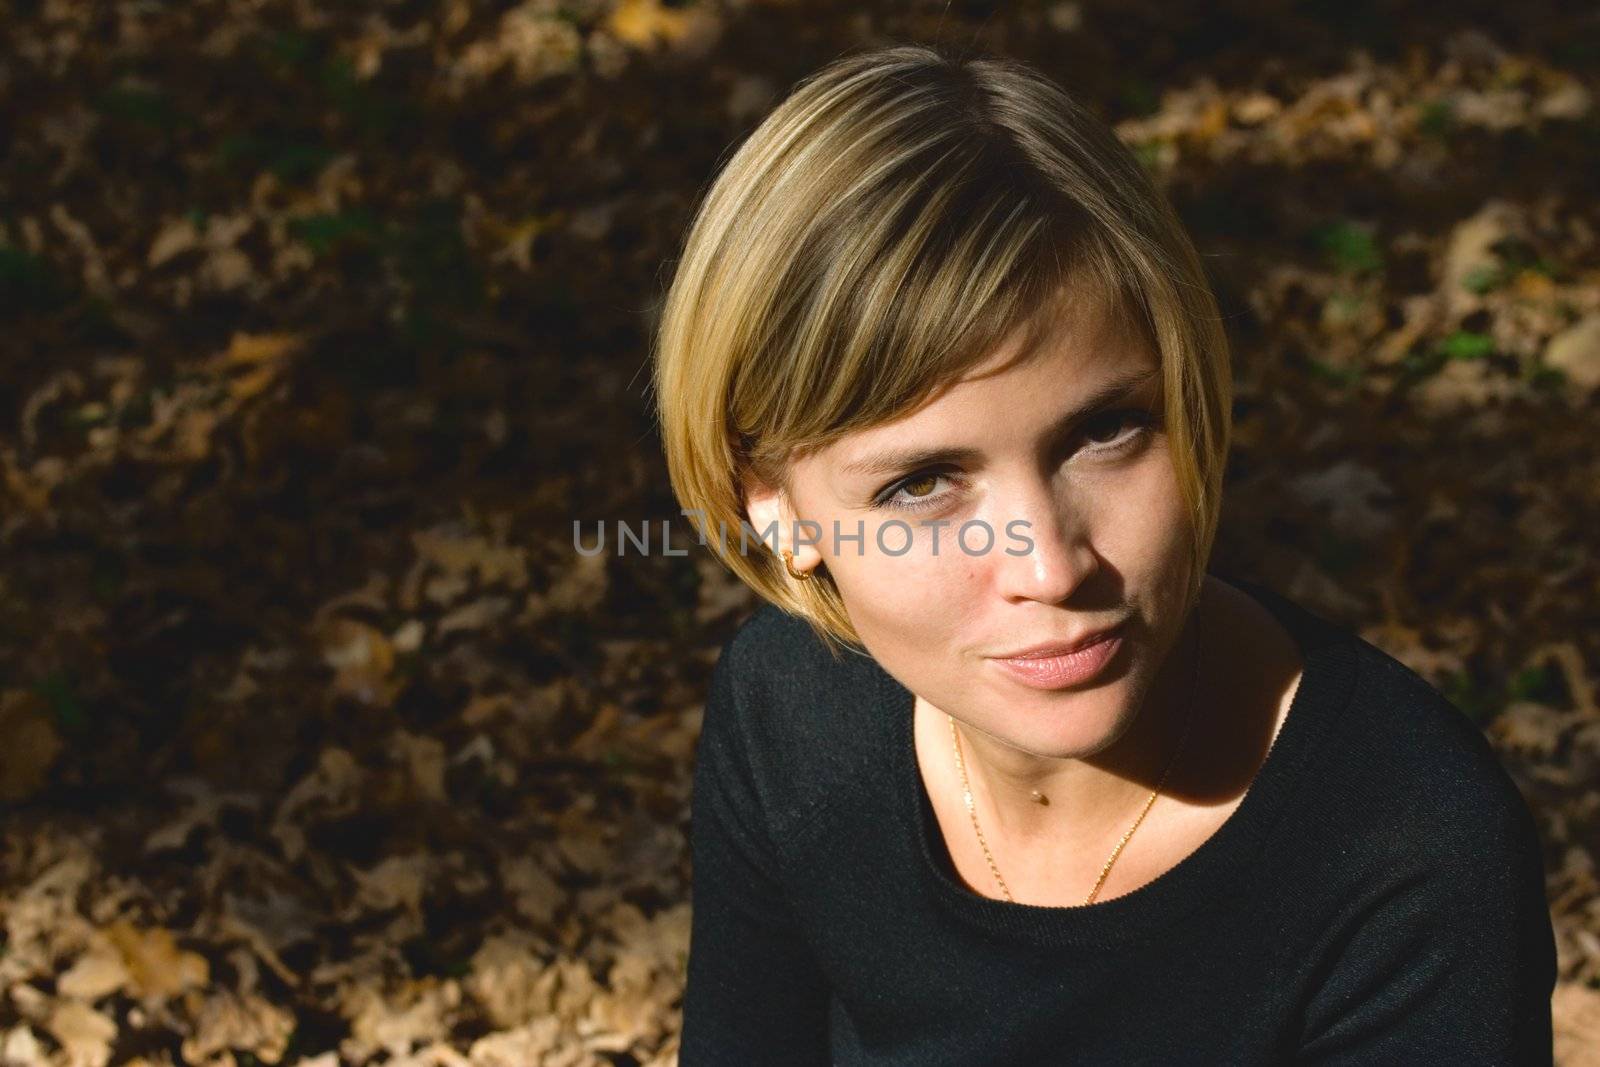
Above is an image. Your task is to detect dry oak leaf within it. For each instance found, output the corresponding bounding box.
[388,729,449,802]
[351,852,430,916]
[1443,201,1525,316]
[526,548,608,618]
[340,979,462,1062]
[316,616,401,709]
[208,331,304,405]
[104,919,210,1002]
[410,524,530,588]
[180,988,296,1066]
[0,1025,47,1064]
[1487,701,1582,759]
[43,1000,116,1067]
[465,932,554,1030]
[1544,313,1600,391]
[453,3,582,87]
[271,746,367,861]
[466,1018,565,1067]
[606,0,721,56]
[0,688,64,803]
[1554,980,1600,1067]
[500,854,565,927]
[56,937,133,1002]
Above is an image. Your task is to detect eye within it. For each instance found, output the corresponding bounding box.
[898,472,941,499]
[1078,408,1157,452]
[871,468,959,513]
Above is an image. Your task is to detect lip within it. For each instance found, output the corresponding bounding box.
[988,625,1125,691]
[990,623,1125,660]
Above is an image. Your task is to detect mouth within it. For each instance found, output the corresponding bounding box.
[987,624,1126,691]
[990,623,1125,660]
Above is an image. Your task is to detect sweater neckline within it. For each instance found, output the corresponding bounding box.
[881,574,1363,949]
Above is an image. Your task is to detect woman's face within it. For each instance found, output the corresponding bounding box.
[747,293,1197,760]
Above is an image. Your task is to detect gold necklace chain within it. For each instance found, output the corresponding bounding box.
[949,598,1203,907]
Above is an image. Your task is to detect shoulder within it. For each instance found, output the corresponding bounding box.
[1357,639,1534,823]
[715,599,835,679]
[1250,596,1554,988]
[1225,573,1544,870]
[1279,618,1558,1054]
[700,601,888,839]
[1289,649,1559,1062]
[1304,620,1547,879]
[709,601,869,725]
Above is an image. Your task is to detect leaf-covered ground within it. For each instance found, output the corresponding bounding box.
[1,1,1598,1064]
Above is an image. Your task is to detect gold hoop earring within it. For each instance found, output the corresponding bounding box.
[781,549,812,581]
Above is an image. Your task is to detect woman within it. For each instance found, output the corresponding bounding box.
[652,43,1556,1065]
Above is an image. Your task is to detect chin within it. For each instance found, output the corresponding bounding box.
[988,688,1132,757]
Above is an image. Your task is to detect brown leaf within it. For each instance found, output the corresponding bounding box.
[0,690,63,803]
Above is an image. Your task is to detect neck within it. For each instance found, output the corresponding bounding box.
[950,588,1204,848]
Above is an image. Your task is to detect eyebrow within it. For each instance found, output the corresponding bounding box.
[838,366,1159,479]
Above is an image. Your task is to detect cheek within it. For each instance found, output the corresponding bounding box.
[826,521,980,638]
[1110,445,1187,529]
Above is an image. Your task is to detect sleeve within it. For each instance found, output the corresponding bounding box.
[678,638,834,1066]
[1293,790,1558,1065]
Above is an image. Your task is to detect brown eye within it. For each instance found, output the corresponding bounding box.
[872,467,960,512]
[1080,409,1156,450]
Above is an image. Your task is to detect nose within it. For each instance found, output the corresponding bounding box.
[991,480,1099,605]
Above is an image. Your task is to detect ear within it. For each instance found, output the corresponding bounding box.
[740,473,823,577]
[741,475,784,537]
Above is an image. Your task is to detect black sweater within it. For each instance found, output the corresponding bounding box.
[679,575,1558,1065]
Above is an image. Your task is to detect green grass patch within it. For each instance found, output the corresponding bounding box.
[1507,663,1567,705]
[1132,140,1165,173]
[1118,77,1161,119]
[1312,220,1383,275]
[94,83,192,132]
[1311,529,1365,574]
[1461,263,1505,294]
[1441,669,1500,725]
[217,132,339,183]
[1418,99,1456,139]
[34,671,87,733]
[287,209,382,256]
[1305,357,1362,389]
[1436,330,1495,361]
[0,243,73,313]
[1528,365,1567,392]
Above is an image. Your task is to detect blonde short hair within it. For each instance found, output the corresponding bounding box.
[651,42,1231,658]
